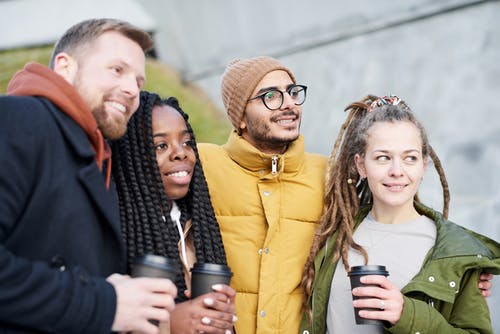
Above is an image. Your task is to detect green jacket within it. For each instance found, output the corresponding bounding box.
[300,202,500,334]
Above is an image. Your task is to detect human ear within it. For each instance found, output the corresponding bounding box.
[354,154,366,178]
[238,116,247,132]
[52,52,78,84]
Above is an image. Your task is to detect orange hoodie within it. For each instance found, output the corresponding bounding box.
[7,62,112,188]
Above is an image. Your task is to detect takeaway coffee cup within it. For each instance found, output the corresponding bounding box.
[190,262,233,298]
[131,254,179,327]
[131,254,178,280]
[348,265,389,325]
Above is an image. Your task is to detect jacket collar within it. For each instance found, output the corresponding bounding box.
[223,130,305,176]
[39,98,97,161]
[414,202,499,260]
[7,62,112,188]
[38,98,123,252]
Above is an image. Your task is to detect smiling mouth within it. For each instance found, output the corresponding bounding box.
[277,119,295,125]
[384,184,407,189]
[274,113,298,124]
[167,171,190,177]
[105,101,127,113]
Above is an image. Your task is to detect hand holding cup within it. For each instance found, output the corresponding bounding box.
[190,262,233,299]
[131,254,179,327]
[348,265,389,325]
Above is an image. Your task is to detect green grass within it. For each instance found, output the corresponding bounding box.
[0,46,54,92]
[0,46,230,144]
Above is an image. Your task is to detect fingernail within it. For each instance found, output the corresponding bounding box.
[232,314,238,322]
[226,330,232,334]
[212,284,223,291]
[201,316,211,325]
[204,297,214,306]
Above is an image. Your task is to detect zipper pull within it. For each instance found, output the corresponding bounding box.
[271,155,278,174]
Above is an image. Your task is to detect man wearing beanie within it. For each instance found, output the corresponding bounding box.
[198,56,327,333]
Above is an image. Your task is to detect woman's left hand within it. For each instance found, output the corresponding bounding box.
[170,284,237,334]
[351,275,404,325]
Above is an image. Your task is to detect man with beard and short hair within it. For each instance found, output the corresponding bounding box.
[198,56,327,333]
[0,18,176,334]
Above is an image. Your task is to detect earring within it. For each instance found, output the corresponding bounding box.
[347,178,353,184]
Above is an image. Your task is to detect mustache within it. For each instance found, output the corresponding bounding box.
[270,110,299,122]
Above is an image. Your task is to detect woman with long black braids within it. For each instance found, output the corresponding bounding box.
[111,91,236,334]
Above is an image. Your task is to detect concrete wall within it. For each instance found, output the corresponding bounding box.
[139,0,500,329]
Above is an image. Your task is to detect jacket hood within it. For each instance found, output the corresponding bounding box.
[414,202,500,264]
[7,62,111,187]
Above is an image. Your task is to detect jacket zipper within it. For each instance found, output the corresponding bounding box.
[271,155,278,174]
[271,155,278,175]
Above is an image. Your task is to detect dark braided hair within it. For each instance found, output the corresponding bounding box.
[111,91,227,302]
[301,95,450,321]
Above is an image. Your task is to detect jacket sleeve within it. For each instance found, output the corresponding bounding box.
[0,250,117,333]
[388,269,493,334]
[0,97,117,333]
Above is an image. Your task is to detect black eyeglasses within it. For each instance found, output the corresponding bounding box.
[247,84,308,111]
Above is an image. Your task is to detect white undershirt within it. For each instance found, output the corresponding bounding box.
[326,213,436,334]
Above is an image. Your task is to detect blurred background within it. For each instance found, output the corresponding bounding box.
[1,0,499,330]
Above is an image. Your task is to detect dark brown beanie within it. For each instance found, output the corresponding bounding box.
[221,56,296,130]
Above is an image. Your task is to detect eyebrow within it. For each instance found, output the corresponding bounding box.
[254,83,295,95]
[373,149,421,154]
[152,129,191,139]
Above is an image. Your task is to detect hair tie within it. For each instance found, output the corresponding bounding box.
[367,95,401,112]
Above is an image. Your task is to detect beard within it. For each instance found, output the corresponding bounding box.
[250,124,300,145]
[73,76,130,140]
[91,103,129,140]
[243,112,301,152]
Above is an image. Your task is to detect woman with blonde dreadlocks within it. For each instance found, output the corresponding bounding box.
[111,91,236,334]
[299,95,500,334]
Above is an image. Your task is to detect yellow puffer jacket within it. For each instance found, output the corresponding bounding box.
[199,132,326,334]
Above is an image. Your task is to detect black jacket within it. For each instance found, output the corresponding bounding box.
[0,96,125,333]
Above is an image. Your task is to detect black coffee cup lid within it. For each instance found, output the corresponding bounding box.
[191,263,233,277]
[134,254,177,270]
[348,265,389,276]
